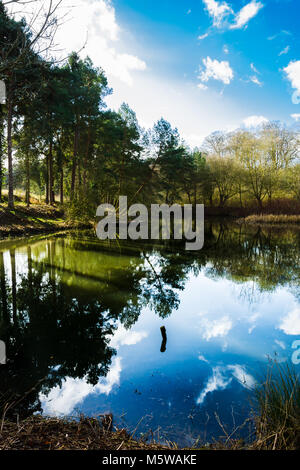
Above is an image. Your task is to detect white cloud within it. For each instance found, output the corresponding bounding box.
[275,339,286,350]
[109,324,148,348]
[90,0,120,41]
[198,315,233,341]
[279,46,290,56]
[243,115,268,127]
[197,367,232,404]
[197,83,208,90]
[251,63,260,74]
[268,30,291,41]
[228,365,256,389]
[223,45,229,54]
[197,364,256,405]
[291,114,300,122]
[198,33,209,40]
[202,0,232,27]
[250,75,263,86]
[182,132,208,147]
[41,358,122,415]
[279,307,300,335]
[106,72,244,148]
[10,0,147,86]
[230,1,263,30]
[284,60,300,94]
[203,0,263,30]
[199,57,234,85]
[198,354,209,363]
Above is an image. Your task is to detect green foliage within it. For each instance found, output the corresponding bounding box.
[64,190,96,224]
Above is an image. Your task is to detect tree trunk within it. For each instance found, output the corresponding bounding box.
[45,154,49,204]
[0,106,3,203]
[77,160,81,191]
[25,155,30,207]
[71,157,77,199]
[239,187,243,209]
[49,139,55,205]
[0,251,9,327]
[60,164,64,205]
[83,122,91,191]
[7,86,14,210]
[257,197,263,212]
[71,125,79,199]
[193,184,197,207]
[10,249,17,324]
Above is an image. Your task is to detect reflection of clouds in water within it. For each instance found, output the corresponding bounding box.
[227,365,256,389]
[279,307,300,335]
[247,313,260,334]
[197,364,256,405]
[198,314,232,341]
[274,339,286,350]
[109,323,148,348]
[41,325,148,416]
[197,367,232,404]
[41,357,122,416]
[186,276,300,356]
[198,354,209,364]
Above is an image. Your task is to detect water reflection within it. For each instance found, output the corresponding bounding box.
[0,223,300,445]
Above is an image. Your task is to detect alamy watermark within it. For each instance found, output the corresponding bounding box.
[96,197,204,251]
[292,340,300,365]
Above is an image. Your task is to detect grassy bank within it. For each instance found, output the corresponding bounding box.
[0,415,248,450]
[0,415,169,451]
[0,203,92,238]
[1,194,300,239]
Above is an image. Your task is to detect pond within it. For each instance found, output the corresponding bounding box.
[0,222,300,446]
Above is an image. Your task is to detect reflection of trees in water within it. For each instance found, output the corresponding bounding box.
[202,222,300,298]
[0,237,191,417]
[0,254,117,418]
[1,224,300,418]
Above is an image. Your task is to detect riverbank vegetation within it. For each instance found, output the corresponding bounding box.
[0,415,169,450]
[0,198,91,236]
[239,214,300,225]
[0,2,300,225]
[254,362,300,450]
[244,215,300,225]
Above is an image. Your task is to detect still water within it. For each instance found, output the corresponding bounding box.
[0,223,300,446]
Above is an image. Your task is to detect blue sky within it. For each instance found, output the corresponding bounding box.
[10,0,300,145]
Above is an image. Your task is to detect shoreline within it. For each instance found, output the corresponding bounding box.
[0,415,172,451]
[0,414,254,451]
[2,203,300,241]
[0,204,92,239]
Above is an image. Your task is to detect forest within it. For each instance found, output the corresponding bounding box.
[0,1,300,225]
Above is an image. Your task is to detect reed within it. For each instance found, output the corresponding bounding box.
[253,361,300,450]
[243,214,300,225]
